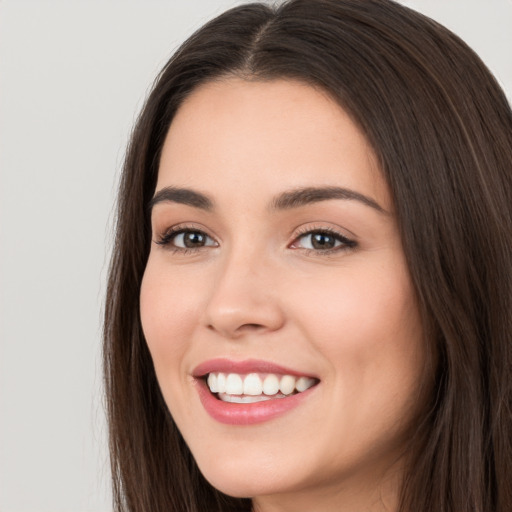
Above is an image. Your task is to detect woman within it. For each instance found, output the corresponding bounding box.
[103,0,512,510]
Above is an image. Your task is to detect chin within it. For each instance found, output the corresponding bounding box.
[194,451,300,499]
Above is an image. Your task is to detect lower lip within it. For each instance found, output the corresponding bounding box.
[195,379,317,425]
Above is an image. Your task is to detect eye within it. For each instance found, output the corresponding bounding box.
[172,230,215,249]
[291,228,356,253]
[156,227,217,251]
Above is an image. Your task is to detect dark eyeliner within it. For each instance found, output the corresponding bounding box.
[292,226,357,254]
[154,224,213,252]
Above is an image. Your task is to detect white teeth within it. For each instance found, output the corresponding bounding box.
[263,374,280,395]
[218,393,274,403]
[207,373,218,393]
[225,373,243,395]
[279,375,296,395]
[206,371,317,397]
[217,373,226,393]
[243,373,263,395]
[296,376,316,392]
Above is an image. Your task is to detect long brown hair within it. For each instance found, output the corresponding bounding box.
[103,1,512,510]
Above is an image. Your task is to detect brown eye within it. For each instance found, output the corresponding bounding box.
[309,233,337,249]
[293,230,356,252]
[157,228,217,250]
[179,231,208,248]
[172,230,217,249]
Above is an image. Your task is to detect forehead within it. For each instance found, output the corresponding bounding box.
[157,78,390,212]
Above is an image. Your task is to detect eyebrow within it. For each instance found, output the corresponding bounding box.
[149,185,387,214]
[149,186,214,211]
[269,186,387,213]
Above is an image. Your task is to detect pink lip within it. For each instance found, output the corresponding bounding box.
[192,358,319,426]
[192,358,317,378]
[194,379,317,425]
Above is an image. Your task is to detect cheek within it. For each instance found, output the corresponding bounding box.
[297,264,415,335]
[289,257,424,389]
[139,259,200,368]
[288,263,425,458]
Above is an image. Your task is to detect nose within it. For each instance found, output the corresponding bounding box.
[203,250,285,340]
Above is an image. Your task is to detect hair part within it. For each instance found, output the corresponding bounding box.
[104,1,512,510]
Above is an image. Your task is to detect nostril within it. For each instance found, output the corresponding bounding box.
[207,322,266,337]
[235,323,268,335]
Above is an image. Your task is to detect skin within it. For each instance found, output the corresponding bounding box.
[140,78,427,512]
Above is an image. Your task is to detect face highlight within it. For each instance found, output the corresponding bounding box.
[140,79,426,511]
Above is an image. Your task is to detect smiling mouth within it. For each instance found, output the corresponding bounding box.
[205,372,319,404]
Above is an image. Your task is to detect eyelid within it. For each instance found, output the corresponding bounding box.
[154,223,219,251]
[289,225,357,254]
[153,222,357,256]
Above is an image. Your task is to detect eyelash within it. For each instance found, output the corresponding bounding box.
[155,224,215,255]
[155,224,357,256]
[291,226,357,255]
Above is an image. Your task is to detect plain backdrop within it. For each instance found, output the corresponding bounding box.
[0,1,510,511]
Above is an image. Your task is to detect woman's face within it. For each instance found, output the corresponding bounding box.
[140,78,426,510]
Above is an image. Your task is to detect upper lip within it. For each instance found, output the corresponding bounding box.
[192,358,318,379]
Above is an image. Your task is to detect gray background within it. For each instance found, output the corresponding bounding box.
[1,1,510,511]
